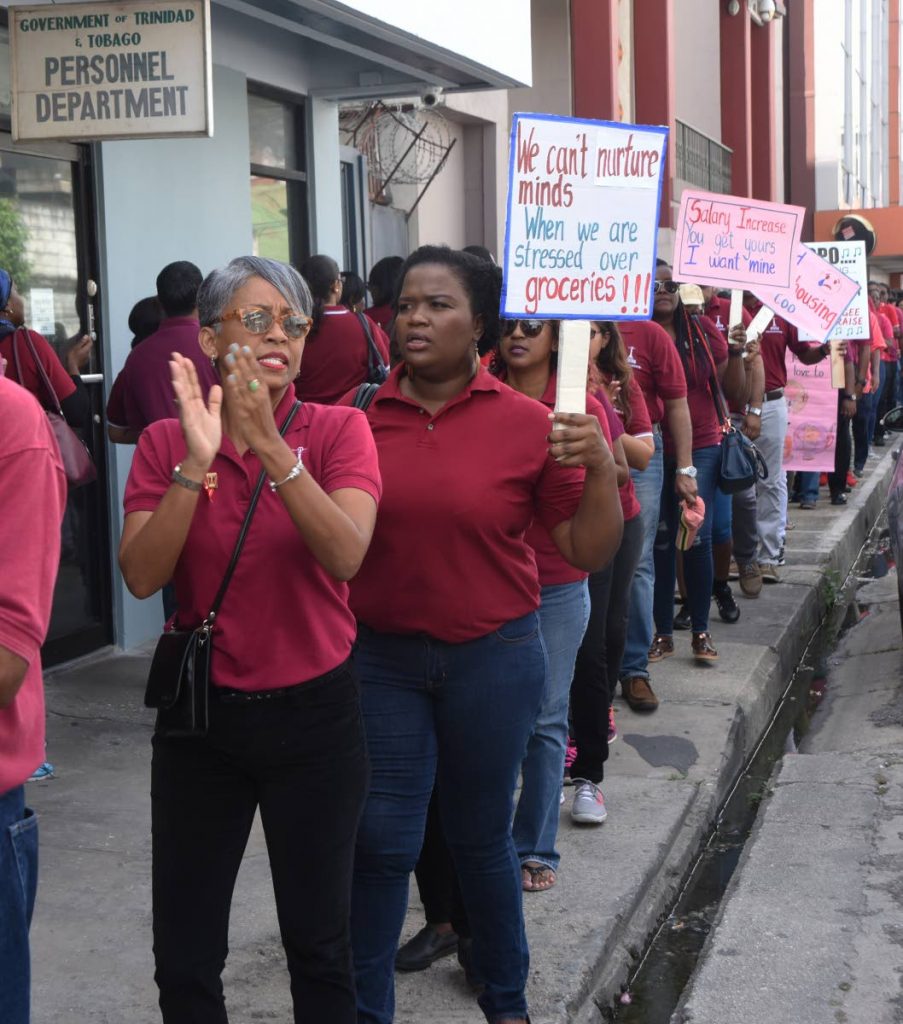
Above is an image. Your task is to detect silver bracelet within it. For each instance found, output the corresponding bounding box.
[269,454,304,492]
[172,464,203,492]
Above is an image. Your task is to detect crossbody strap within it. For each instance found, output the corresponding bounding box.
[356,311,386,373]
[13,328,65,415]
[202,399,301,628]
[689,313,732,431]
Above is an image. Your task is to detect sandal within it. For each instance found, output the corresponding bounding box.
[522,862,556,892]
[648,634,674,662]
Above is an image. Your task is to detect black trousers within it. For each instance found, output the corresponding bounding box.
[150,661,369,1024]
[828,394,853,499]
[569,513,645,784]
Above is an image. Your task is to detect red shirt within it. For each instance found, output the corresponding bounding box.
[364,303,393,332]
[0,328,76,409]
[619,321,687,425]
[704,295,753,339]
[589,382,643,524]
[349,366,585,641]
[106,317,216,430]
[744,301,815,391]
[675,314,728,453]
[124,390,382,691]
[877,307,897,361]
[0,378,66,793]
[523,382,613,587]
[296,307,390,406]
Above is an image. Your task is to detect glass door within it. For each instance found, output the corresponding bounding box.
[0,133,112,665]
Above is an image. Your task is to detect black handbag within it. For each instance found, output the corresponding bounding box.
[356,312,389,385]
[144,400,301,737]
[692,315,768,495]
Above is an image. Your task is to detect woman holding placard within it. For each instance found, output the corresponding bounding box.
[348,246,620,1024]
[648,262,746,663]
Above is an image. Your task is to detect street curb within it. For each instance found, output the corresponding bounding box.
[569,445,900,1023]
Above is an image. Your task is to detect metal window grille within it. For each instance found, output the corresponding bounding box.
[675,120,733,194]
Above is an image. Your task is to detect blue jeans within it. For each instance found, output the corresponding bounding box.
[512,580,590,872]
[0,786,38,1024]
[351,614,546,1023]
[619,432,664,681]
[796,471,820,505]
[712,485,732,546]
[654,445,721,635]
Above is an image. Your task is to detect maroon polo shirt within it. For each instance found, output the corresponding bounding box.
[0,328,76,408]
[364,303,393,332]
[618,321,687,425]
[523,380,614,587]
[704,295,753,339]
[349,365,585,641]
[106,316,215,431]
[296,306,390,406]
[687,314,728,451]
[124,389,382,691]
[744,300,814,392]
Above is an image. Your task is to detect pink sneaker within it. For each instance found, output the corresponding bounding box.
[607,707,618,744]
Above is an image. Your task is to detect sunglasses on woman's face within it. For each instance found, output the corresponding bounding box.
[215,307,312,339]
[502,319,546,338]
[653,280,681,295]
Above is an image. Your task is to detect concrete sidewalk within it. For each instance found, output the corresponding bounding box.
[670,573,903,1024]
[28,445,900,1024]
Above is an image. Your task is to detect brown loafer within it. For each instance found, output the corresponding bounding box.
[691,632,718,662]
[648,634,674,662]
[621,675,659,712]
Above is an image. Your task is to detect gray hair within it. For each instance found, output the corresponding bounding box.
[198,256,312,328]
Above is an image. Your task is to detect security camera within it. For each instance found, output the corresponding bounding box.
[420,86,444,108]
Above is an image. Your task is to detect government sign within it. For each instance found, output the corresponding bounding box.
[10,0,212,142]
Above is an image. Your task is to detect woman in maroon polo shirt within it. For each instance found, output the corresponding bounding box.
[118,256,381,1024]
[295,254,390,404]
[566,321,651,808]
[649,262,745,663]
[349,246,622,1024]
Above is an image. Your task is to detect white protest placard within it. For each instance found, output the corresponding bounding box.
[798,241,868,341]
[747,304,775,341]
[752,244,860,344]
[728,289,743,329]
[501,113,668,320]
[10,0,212,142]
[673,189,804,291]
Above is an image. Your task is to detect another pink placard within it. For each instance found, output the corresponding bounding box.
[783,347,837,473]
[673,189,803,291]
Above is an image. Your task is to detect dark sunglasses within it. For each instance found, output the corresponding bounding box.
[653,280,681,295]
[502,318,547,338]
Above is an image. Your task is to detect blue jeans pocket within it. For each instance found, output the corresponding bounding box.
[8,807,39,929]
[493,613,540,644]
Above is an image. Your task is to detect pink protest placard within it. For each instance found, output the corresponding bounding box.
[783,347,837,472]
[673,190,803,290]
[754,244,860,345]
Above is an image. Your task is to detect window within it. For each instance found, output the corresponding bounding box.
[248,89,308,265]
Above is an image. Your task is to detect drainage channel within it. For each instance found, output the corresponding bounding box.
[606,520,892,1024]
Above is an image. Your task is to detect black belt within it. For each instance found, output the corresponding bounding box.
[764,388,784,402]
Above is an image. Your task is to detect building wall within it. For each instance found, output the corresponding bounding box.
[673,0,722,141]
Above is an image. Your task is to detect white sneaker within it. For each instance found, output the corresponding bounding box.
[570,780,607,824]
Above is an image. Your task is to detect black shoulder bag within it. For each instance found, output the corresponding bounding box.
[144,400,301,737]
[356,312,390,385]
[692,315,768,495]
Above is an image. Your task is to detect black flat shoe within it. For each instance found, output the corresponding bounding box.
[713,580,740,623]
[395,924,458,972]
[830,493,848,506]
[673,603,691,631]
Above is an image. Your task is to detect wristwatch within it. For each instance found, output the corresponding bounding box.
[745,405,763,416]
[841,392,857,401]
[676,465,698,479]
